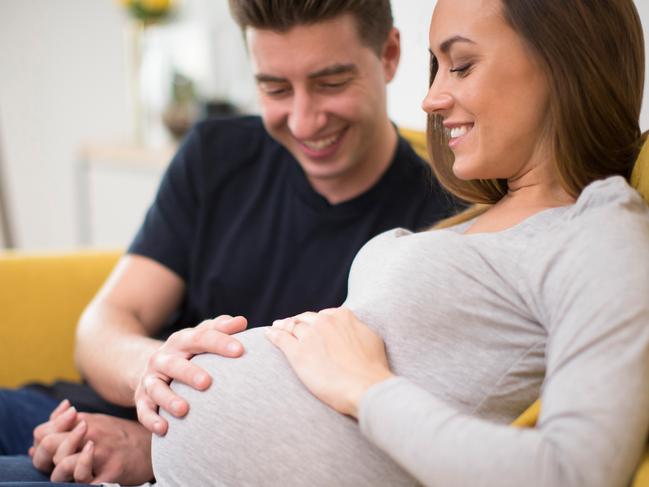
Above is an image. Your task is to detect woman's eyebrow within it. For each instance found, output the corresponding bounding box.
[431,35,476,55]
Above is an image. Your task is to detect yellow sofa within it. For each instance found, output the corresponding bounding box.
[0,250,121,388]
[1,128,648,484]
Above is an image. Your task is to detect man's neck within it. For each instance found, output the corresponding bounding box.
[310,122,398,205]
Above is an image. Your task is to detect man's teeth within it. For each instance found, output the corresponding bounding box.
[303,132,340,150]
[449,125,471,139]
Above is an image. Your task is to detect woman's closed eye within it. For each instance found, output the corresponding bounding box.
[449,63,473,77]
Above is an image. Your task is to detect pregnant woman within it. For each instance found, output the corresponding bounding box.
[152,0,649,486]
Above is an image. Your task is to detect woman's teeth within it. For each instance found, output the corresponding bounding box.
[449,125,472,139]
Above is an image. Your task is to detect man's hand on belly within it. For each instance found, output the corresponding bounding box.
[135,314,248,435]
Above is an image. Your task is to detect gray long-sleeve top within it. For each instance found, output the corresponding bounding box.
[153,176,649,487]
[355,176,649,486]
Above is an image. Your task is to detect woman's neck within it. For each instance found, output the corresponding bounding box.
[463,166,575,235]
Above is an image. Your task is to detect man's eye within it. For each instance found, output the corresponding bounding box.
[319,79,350,90]
[260,83,290,96]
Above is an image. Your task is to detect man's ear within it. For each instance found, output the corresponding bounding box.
[381,27,401,83]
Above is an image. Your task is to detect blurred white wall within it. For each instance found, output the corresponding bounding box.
[0,0,648,249]
[0,0,132,249]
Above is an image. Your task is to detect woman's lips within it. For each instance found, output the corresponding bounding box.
[446,123,474,149]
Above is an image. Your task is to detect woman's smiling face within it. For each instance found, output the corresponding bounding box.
[423,0,553,183]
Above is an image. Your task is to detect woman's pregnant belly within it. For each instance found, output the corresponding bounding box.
[151,327,419,487]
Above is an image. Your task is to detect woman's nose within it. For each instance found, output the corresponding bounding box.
[421,82,454,116]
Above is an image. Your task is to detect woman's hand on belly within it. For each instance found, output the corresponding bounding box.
[266,307,394,418]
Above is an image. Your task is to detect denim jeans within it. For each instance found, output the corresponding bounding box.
[0,455,50,483]
[0,388,59,455]
[0,455,97,486]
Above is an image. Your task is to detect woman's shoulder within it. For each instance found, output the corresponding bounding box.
[538,176,649,274]
[549,176,649,242]
[569,175,648,221]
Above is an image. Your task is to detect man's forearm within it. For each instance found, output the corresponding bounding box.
[75,304,162,406]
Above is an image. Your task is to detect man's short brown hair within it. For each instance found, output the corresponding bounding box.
[228,0,393,55]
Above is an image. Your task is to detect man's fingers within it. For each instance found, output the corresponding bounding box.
[52,420,87,465]
[73,441,95,484]
[33,406,77,443]
[198,314,233,328]
[50,452,78,483]
[151,354,211,391]
[32,432,69,472]
[210,315,248,335]
[136,394,168,436]
[142,373,189,418]
[174,327,244,357]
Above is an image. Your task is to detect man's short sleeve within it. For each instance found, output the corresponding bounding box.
[128,127,204,281]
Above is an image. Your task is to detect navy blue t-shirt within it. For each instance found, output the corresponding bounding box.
[128,116,458,335]
[29,116,458,417]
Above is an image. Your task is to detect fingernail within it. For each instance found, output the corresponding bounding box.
[171,400,184,414]
[63,406,76,417]
[74,420,86,432]
[227,342,241,353]
[84,440,93,452]
[193,373,209,388]
[153,422,165,436]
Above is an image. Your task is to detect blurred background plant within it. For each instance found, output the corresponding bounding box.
[116,0,179,144]
[117,0,175,25]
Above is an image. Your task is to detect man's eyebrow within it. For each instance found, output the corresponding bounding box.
[435,35,476,55]
[255,74,287,83]
[254,64,357,84]
[308,63,357,79]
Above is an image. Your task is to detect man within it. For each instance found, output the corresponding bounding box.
[0,0,457,483]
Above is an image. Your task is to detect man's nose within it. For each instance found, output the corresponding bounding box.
[287,91,327,140]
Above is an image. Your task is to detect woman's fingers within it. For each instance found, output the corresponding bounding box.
[265,327,299,359]
[33,406,77,446]
[49,399,71,421]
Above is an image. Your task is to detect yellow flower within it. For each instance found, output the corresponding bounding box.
[141,0,172,12]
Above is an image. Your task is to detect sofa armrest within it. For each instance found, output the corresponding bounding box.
[0,250,121,388]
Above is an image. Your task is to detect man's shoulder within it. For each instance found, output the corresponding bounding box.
[182,115,292,177]
[191,115,277,152]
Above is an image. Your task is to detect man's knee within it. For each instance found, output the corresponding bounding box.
[0,388,58,455]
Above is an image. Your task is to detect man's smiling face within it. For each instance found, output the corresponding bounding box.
[247,14,400,200]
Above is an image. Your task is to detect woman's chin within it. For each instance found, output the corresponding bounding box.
[451,160,480,181]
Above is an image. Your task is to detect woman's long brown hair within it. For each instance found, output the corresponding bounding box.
[427,0,645,208]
